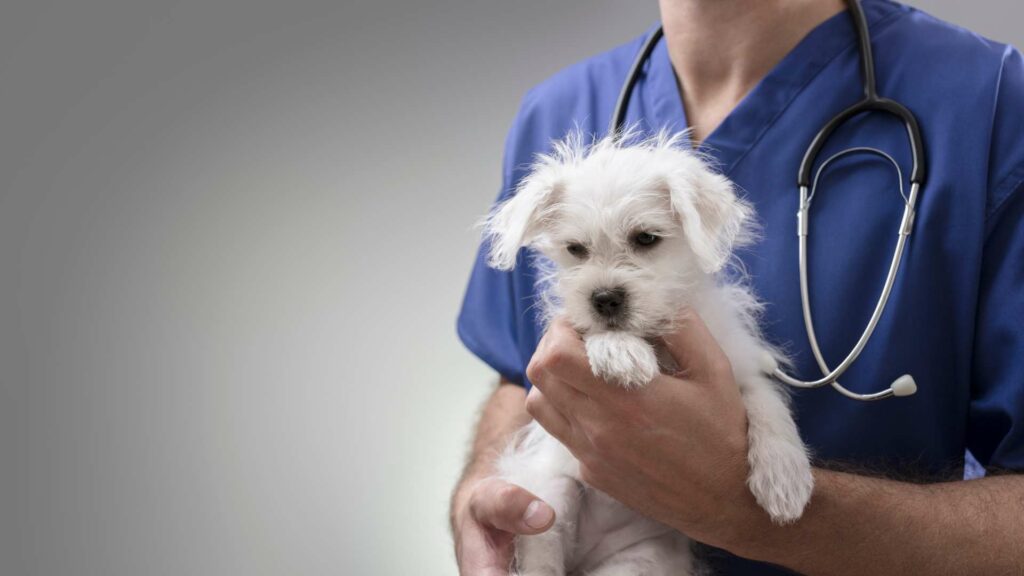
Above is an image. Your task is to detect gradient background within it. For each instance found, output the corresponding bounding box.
[0,2,1018,575]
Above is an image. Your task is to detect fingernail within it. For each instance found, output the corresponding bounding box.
[523,500,554,529]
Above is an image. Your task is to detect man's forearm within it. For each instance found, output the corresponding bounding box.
[735,468,1024,575]
[450,379,530,526]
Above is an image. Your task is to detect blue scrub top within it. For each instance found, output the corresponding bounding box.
[458,1,1024,572]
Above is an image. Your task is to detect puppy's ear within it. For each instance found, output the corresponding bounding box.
[483,166,563,270]
[664,158,754,273]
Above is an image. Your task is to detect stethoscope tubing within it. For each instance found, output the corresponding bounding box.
[609,0,926,401]
[772,181,920,401]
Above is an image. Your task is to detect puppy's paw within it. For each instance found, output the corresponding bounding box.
[585,332,658,389]
[746,437,814,524]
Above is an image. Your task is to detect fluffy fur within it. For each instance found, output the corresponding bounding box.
[482,130,813,576]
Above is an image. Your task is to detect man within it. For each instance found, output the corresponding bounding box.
[452,0,1024,574]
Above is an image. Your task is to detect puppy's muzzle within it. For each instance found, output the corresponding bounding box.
[591,287,627,321]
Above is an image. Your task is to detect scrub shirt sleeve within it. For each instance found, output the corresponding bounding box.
[968,179,1024,472]
[456,93,547,388]
[966,47,1024,472]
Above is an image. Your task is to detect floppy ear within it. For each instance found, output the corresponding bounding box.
[483,166,563,270]
[664,157,754,273]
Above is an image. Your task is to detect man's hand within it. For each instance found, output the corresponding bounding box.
[450,381,555,575]
[523,314,1024,575]
[524,312,764,549]
[452,477,555,576]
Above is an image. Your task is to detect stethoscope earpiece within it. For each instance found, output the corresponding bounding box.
[758,352,917,400]
[890,375,918,398]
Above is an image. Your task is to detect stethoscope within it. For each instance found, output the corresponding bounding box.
[611,0,924,401]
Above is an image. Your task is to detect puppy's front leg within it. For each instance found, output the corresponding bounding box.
[740,373,814,524]
[584,332,659,389]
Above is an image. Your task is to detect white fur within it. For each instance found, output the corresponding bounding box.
[483,131,813,575]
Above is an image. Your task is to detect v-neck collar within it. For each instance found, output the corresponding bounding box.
[641,0,904,176]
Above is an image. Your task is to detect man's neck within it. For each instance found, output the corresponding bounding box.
[658,0,846,143]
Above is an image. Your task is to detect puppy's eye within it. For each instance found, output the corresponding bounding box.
[632,232,661,249]
[566,243,588,258]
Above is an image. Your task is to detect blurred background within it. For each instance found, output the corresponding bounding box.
[0,1,1018,574]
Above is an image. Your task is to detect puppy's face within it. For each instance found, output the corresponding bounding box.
[536,167,694,335]
[485,134,753,337]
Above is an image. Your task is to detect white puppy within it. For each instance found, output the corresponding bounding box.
[482,131,813,576]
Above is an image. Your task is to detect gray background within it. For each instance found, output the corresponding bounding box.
[0,1,1018,575]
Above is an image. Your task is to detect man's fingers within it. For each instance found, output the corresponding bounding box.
[527,354,590,419]
[661,308,732,383]
[455,521,515,576]
[525,387,579,447]
[468,477,555,535]
[529,317,608,397]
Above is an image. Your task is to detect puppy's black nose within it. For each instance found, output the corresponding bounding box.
[591,288,627,319]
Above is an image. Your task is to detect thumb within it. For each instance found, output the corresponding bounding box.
[468,477,555,535]
[661,308,730,382]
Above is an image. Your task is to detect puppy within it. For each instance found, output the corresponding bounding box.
[482,131,813,576]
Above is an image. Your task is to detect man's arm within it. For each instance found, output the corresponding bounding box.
[450,380,556,576]
[450,380,531,523]
[525,315,1024,576]
[734,469,1024,575]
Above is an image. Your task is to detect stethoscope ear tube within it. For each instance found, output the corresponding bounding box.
[797,97,926,188]
[609,26,664,138]
[798,0,925,189]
